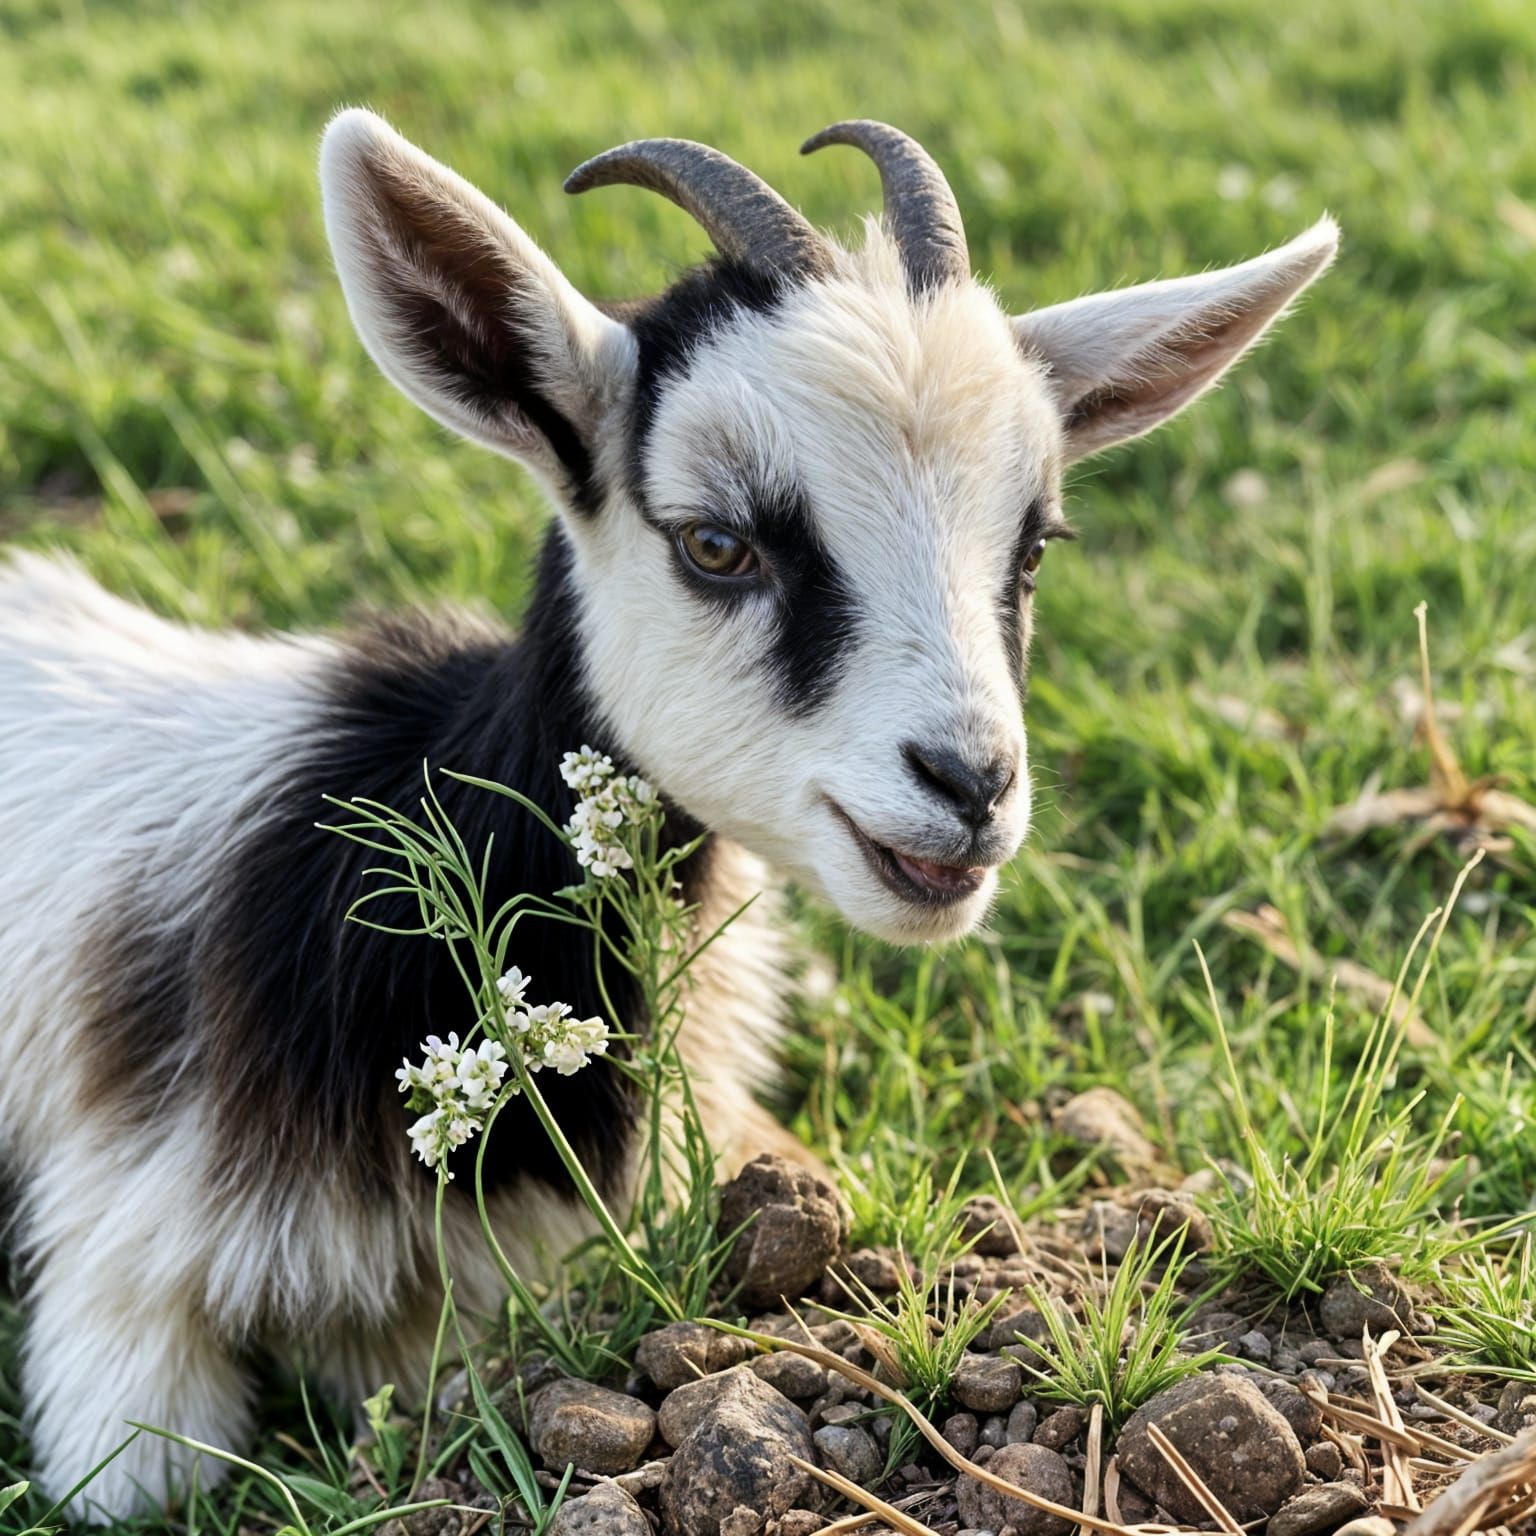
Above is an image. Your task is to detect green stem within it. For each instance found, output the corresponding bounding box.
[517,1063,680,1318]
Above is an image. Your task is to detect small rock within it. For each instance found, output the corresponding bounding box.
[821,1246,904,1303]
[1259,1377,1324,1443]
[973,1442,996,1464]
[719,1155,848,1307]
[773,1513,825,1536]
[1051,1087,1157,1172]
[1239,1329,1273,1363]
[1318,1265,1412,1340]
[1032,1406,1084,1451]
[528,1380,656,1477]
[660,1367,815,1536]
[1298,1338,1334,1365]
[751,1351,831,1401]
[980,1414,1008,1448]
[959,1195,1020,1256]
[376,1478,477,1536]
[953,1353,1023,1413]
[1115,1374,1305,1523]
[1006,1399,1039,1444]
[1495,1380,1536,1436]
[990,1304,1052,1355]
[636,1320,753,1390]
[1133,1189,1214,1253]
[1331,1520,1396,1536]
[1306,1440,1344,1479]
[550,1481,650,1535]
[811,1319,860,1353]
[659,1372,744,1448]
[814,1424,882,1485]
[1268,1482,1372,1536]
[943,1411,980,1457]
[1079,1201,1138,1262]
[954,1441,1075,1536]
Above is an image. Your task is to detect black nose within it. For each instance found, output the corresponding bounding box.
[903,742,1017,828]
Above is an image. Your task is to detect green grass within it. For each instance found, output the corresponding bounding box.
[2,0,1535,1528]
[1019,1235,1229,1432]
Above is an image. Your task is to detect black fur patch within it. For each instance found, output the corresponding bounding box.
[615,258,791,512]
[86,531,707,1208]
[751,484,860,716]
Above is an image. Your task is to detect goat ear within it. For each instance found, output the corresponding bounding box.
[320,109,632,508]
[1012,218,1338,463]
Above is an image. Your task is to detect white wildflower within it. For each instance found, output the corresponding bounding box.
[541,1015,609,1076]
[397,1031,508,1175]
[496,966,531,1007]
[560,746,658,878]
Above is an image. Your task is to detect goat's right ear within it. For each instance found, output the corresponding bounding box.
[320,109,633,508]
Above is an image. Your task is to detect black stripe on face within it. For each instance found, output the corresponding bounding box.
[652,482,858,717]
[616,258,792,514]
[752,484,860,717]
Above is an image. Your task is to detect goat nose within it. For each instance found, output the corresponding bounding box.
[903,742,1017,828]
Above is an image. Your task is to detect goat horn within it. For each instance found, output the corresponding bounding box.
[800,120,969,290]
[565,138,831,278]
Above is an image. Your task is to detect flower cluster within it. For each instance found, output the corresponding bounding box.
[559,745,657,878]
[398,967,610,1173]
[500,965,610,1076]
[396,1032,509,1174]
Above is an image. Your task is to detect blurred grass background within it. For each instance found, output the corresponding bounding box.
[1,0,1535,1516]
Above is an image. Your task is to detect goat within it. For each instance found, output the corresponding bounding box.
[0,111,1336,1517]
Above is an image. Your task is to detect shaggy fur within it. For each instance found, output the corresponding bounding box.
[0,108,1336,1517]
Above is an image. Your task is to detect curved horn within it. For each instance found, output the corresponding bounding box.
[801,120,968,290]
[565,138,831,278]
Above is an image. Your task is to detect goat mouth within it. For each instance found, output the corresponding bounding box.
[828,802,988,906]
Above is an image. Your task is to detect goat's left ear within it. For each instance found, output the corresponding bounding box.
[320,108,633,508]
[1013,218,1339,463]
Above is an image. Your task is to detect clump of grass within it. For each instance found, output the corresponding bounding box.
[1432,1237,1536,1382]
[818,1220,1010,1471]
[1018,1235,1225,1431]
[1199,857,1488,1301]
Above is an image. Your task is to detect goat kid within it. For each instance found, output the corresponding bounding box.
[0,113,1336,1517]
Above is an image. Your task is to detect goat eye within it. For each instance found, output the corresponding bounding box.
[678,522,757,579]
[1022,540,1047,577]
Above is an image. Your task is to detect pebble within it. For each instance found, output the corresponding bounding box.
[717,1155,848,1308]
[955,1441,1075,1536]
[1116,1374,1305,1524]
[953,1353,1023,1413]
[749,1350,829,1401]
[659,1367,814,1536]
[527,1380,656,1477]
[959,1194,1021,1256]
[943,1411,980,1457]
[1050,1086,1159,1172]
[1239,1328,1273,1363]
[980,1414,1008,1448]
[1006,1399,1039,1444]
[549,1481,649,1535]
[1318,1264,1412,1340]
[1306,1440,1344,1479]
[1268,1482,1371,1536]
[813,1423,882,1486]
[1032,1406,1084,1451]
[635,1321,753,1391]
